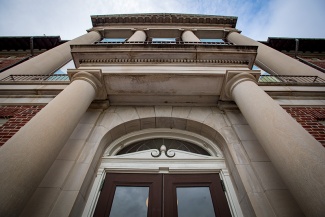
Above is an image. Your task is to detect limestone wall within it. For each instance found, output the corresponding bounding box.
[21,106,304,217]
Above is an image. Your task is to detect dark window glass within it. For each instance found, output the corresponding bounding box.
[109,186,149,217]
[177,187,215,217]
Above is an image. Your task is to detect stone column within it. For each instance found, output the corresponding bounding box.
[0,31,102,80]
[181,30,201,42]
[127,30,147,42]
[227,32,325,79]
[225,72,325,217]
[0,71,102,217]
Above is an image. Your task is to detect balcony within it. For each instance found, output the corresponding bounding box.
[0,74,69,83]
[0,73,324,106]
[95,41,233,45]
[258,75,325,86]
[1,74,324,86]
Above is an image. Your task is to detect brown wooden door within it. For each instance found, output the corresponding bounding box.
[164,174,232,217]
[93,173,231,217]
[93,173,162,217]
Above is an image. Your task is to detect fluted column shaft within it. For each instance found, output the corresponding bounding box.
[181,30,201,42]
[0,71,101,216]
[225,72,325,217]
[0,31,101,80]
[127,30,146,42]
[227,32,325,79]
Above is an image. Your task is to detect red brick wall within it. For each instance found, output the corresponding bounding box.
[0,105,44,146]
[0,55,29,71]
[283,107,325,147]
[300,57,325,70]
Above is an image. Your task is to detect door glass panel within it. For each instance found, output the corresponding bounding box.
[109,186,149,217]
[176,187,216,217]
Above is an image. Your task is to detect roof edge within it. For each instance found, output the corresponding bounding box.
[91,13,237,28]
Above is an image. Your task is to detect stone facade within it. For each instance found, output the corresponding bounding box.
[0,13,324,217]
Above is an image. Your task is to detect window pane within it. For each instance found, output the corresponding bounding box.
[152,38,176,44]
[109,186,149,217]
[200,39,224,43]
[101,38,126,43]
[177,187,215,217]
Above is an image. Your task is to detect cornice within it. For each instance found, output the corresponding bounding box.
[91,13,237,28]
[71,44,257,68]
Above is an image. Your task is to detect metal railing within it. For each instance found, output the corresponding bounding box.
[95,41,233,45]
[1,74,324,86]
[0,74,69,82]
[258,75,325,86]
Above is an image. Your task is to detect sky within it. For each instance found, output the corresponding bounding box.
[0,0,324,41]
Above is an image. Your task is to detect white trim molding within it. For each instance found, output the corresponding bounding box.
[82,129,243,217]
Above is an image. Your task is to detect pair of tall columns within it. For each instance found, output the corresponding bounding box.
[126,30,201,42]
[0,31,101,80]
[227,32,325,79]
[0,71,101,216]
[225,72,325,217]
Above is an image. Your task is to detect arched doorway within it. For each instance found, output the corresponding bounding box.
[82,129,243,217]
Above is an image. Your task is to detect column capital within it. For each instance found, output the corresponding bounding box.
[181,30,200,42]
[68,69,107,100]
[225,30,241,39]
[222,71,259,100]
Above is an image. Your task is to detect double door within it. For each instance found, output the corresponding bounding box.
[94,173,232,217]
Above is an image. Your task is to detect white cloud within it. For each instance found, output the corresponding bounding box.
[0,0,324,40]
[262,0,325,39]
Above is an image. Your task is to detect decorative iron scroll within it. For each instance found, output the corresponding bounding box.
[117,138,210,156]
[151,145,176,158]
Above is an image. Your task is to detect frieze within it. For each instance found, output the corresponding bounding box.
[79,58,249,65]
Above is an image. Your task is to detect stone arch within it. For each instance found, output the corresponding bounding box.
[77,106,245,216]
[88,106,234,167]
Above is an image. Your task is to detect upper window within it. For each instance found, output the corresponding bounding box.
[200,39,224,43]
[100,38,126,43]
[152,38,176,44]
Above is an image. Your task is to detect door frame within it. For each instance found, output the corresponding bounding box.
[81,129,244,217]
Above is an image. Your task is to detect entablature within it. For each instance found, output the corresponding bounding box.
[70,44,257,69]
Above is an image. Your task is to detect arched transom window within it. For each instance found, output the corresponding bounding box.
[117,138,211,156]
